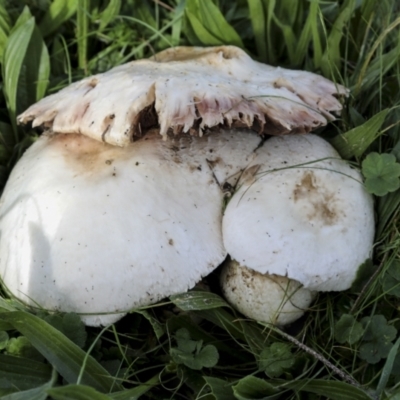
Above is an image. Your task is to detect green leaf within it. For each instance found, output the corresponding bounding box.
[194,345,219,368]
[330,109,389,159]
[350,259,376,293]
[321,0,356,77]
[44,313,87,348]
[0,311,122,393]
[382,260,400,297]
[47,385,112,400]
[2,9,35,139]
[109,374,159,400]
[359,315,397,364]
[0,331,8,350]
[203,376,235,400]
[6,336,43,361]
[284,379,374,400]
[170,291,229,311]
[1,369,57,400]
[185,0,243,47]
[134,310,164,340]
[0,354,52,391]
[98,0,121,31]
[77,0,90,73]
[247,0,267,61]
[175,328,197,353]
[170,328,218,370]
[259,343,294,378]
[376,337,400,396]
[39,0,78,37]
[232,376,278,400]
[335,314,364,345]
[362,152,400,196]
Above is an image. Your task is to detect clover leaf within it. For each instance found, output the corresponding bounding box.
[362,152,400,196]
[335,314,364,345]
[259,342,294,378]
[359,315,397,364]
[170,328,219,370]
[381,260,400,297]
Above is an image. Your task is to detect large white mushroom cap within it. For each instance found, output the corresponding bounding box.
[0,128,260,326]
[18,46,347,146]
[223,134,375,292]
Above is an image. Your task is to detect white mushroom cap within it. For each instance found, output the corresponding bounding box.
[0,128,261,326]
[221,259,316,325]
[18,46,347,147]
[222,134,375,292]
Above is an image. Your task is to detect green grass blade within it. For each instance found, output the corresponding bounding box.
[247,0,266,61]
[1,10,35,140]
[98,0,120,31]
[0,312,122,393]
[109,375,159,400]
[321,0,356,77]
[171,0,186,46]
[77,0,90,73]
[170,291,229,311]
[47,385,112,400]
[1,369,57,400]
[0,354,52,391]
[376,337,400,396]
[39,0,78,37]
[203,376,235,400]
[330,108,389,159]
[283,379,374,400]
[233,376,279,400]
[294,1,319,66]
[185,0,243,47]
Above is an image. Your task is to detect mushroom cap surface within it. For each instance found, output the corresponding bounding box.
[0,129,260,326]
[222,134,375,291]
[18,46,347,147]
[221,259,315,325]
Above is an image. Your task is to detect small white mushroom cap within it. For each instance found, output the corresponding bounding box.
[0,128,261,326]
[18,46,347,146]
[222,134,375,292]
[221,259,316,325]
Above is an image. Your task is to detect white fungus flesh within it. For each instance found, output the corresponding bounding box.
[0,129,261,326]
[18,46,347,146]
[221,259,316,326]
[222,134,374,303]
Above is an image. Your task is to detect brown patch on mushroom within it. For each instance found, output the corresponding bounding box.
[293,171,340,225]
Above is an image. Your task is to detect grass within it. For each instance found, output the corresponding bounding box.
[0,0,400,399]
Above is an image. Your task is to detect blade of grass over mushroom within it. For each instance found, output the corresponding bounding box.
[39,0,78,37]
[0,312,121,393]
[329,109,389,159]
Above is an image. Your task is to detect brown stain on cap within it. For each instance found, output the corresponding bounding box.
[293,171,340,225]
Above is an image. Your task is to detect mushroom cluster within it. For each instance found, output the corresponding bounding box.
[0,46,374,326]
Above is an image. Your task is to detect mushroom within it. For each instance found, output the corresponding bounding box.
[221,134,375,325]
[0,46,348,326]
